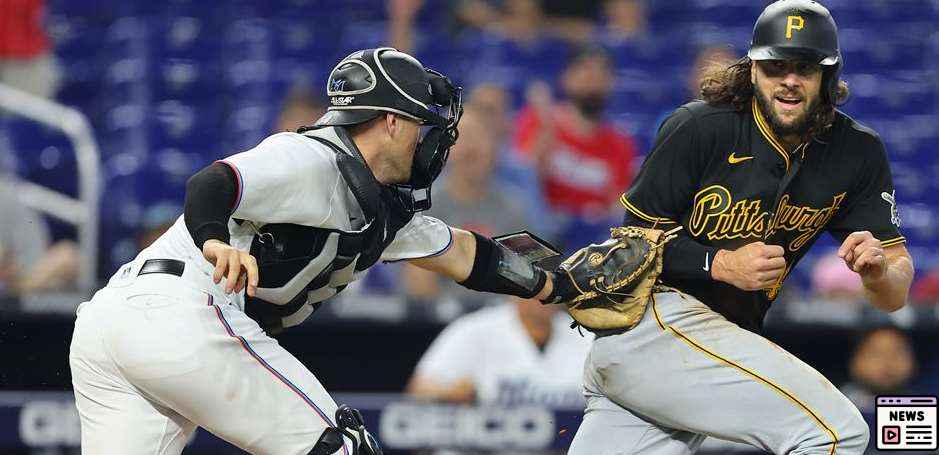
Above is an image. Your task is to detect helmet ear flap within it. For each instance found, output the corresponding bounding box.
[822,58,844,105]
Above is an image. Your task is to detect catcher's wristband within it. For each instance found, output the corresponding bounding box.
[459,232,547,299]
[541,272,577,305]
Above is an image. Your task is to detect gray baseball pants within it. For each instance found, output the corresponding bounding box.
[569,290,869,454]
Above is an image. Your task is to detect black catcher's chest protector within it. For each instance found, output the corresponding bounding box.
[243,131,413,334]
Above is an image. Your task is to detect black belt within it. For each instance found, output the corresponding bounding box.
[585,325,632,338]
[138,259,185,277]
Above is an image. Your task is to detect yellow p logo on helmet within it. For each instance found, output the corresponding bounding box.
[786,15,804,39]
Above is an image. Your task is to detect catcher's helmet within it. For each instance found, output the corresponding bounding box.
[314,48,460,129]
[748,0,842,103]
[312,48,464,213]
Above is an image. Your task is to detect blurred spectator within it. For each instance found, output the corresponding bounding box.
[811,250,865,301]
[407,296,591,406]
[402,106,530,305]
[388,0,424,53]
[467,83,553,236]
[841,326,917,415]
[274,86,326,133]
[596,0,647,45]
[513,46,637,249]
[839,326,931,455]
[0,177,77,296]
[467,83,512,142]
[451,0,503,35]
[910,266,939,303]
[496,0,548,46]
[451,0,561,46]
[0,0,60,98]
[423,106,530,238]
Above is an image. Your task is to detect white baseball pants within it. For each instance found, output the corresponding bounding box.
[69,268,353,455]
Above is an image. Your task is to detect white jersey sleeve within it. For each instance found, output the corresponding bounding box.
[380,213,452,262]
[413,316,482,384]
[220,132,341,226]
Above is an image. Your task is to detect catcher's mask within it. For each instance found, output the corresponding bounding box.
[748,0,843,104]
[314,47,464,213]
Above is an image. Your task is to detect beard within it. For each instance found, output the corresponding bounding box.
[754,86,817,139]
[571,94,608,120]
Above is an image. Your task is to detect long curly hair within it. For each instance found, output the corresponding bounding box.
[699,56,850,140]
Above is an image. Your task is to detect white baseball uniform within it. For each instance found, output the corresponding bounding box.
[415,303,592,407]
[69,128,452,454]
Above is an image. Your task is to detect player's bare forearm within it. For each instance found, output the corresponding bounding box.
[405,375,476,404]
[409,227,553,299]
[838,232,914,312]
[409,227,475,281]
[861,245,914,312]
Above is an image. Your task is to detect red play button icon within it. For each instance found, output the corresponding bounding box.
[882,426,901,444]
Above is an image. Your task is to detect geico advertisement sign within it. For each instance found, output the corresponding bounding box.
[18,401,81,447]
[379,402,555,449]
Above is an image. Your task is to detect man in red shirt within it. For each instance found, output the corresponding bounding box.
[513,47,636,248]
[0,0,59,98]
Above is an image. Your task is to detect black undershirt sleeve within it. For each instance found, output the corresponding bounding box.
[622,212,718,282]
[184,162,238,250]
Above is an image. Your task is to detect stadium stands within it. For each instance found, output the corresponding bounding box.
[2,0,933,282]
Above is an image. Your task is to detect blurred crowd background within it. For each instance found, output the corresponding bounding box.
[0,0,937,453]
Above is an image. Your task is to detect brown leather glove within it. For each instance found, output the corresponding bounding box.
[553,226,679,331]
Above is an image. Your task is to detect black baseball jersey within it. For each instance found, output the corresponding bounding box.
[621,99,905,332]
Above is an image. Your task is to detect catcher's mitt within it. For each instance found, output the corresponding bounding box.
[559,226,680,331]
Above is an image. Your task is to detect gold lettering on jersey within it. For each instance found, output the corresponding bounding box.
[786,16,804,39]
[689,187,847,252]
[688,185,732,237]
[766,193,846,251]
[765,263,793,300]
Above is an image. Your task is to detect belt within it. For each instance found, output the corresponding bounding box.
[586,326,631,338]
[138,259,185,277]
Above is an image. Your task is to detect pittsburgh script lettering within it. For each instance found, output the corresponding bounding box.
[689,186,846,252]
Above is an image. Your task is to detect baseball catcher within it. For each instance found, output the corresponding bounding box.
[69,48,561,454]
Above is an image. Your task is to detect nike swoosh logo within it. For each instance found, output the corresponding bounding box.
[703,252,710,272]
[728,152,754,164]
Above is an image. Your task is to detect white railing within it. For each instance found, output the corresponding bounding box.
[0,83,101,292]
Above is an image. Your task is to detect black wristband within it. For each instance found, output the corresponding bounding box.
[459,232,547,299]
[541,271,577,305]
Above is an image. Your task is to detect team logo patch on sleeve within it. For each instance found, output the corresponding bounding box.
[881,191,901,227]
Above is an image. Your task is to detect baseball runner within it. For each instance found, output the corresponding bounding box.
[540,2,916,454]
[69,48,560,454]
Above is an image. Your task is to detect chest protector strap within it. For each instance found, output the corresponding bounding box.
[244,129,411,333]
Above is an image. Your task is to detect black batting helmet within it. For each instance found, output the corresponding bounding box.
[748,0,843,103]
